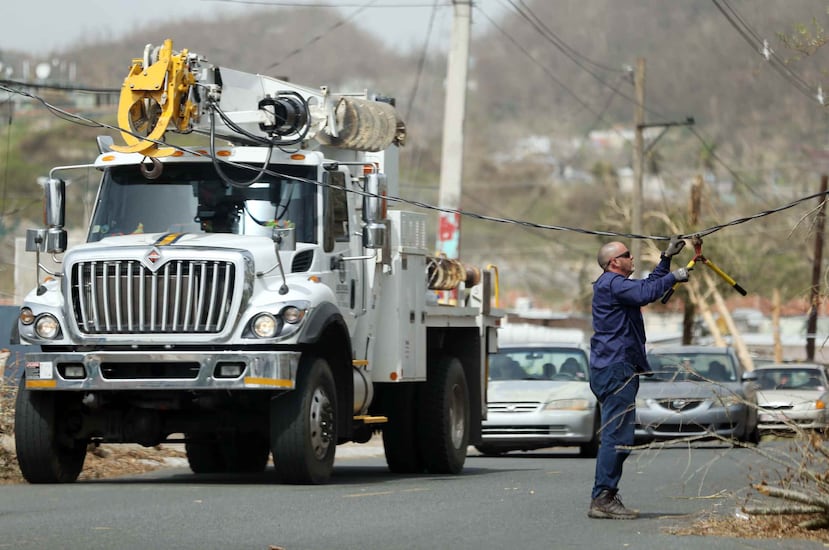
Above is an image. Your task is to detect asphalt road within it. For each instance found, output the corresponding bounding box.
[0,440,819,550]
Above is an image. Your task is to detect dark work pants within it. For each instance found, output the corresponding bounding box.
[589,362,639,500]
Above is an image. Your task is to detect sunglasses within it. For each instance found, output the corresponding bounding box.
[613,251,631,260]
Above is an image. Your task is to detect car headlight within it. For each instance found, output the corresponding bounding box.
[716,394,742,407]
[544,398,590,411]
[34,314,61,339]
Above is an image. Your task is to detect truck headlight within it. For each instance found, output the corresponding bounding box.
[20,307,35,325]
[252,313,280,338]
[281,305,304,324]
[34,314,61,339]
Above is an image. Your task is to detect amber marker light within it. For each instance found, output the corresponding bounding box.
[101,155,116,162]
[216,150,231,157]
[290,154,305,161]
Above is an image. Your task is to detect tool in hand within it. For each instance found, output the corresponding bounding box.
[661,236,747,303]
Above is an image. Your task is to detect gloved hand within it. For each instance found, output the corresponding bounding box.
[671,267,690,282]
[662,236,686,259]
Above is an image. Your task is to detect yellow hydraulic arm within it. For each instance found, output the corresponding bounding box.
[111,39,197,157]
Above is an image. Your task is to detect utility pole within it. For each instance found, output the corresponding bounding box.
[435,0,471,264]
[806,174,827,361]
[631,58,645,269]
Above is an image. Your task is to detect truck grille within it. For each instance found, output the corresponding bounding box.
[70,259,236,334]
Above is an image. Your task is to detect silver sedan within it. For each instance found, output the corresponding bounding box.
[477,344,599,457]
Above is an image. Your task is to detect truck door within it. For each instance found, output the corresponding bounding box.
[323,170,364,324]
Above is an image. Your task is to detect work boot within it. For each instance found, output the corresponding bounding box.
[588,490,639,519]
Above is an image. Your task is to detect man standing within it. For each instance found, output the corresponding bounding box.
[588,238,688,519]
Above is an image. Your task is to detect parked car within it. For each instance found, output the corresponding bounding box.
[477,327,599,457]
[636,345,759,444]
[754,363,829,433]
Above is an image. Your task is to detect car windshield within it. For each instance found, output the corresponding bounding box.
[756,367,826,391]
[646,352,738,382]
[88,163,317,242]
[489,347,589,381]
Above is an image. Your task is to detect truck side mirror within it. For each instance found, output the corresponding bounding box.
[362,173,387,249]
[40,177,67,253]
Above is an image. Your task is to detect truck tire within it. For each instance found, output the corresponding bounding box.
[185,436,225,474]
[417,356,469,474]
[271,355,337,484]
[186,433,270,474]
[381,384,424,473]
[14,377,86,483]
[221,433,271,473]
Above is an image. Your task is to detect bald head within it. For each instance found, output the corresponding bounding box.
[598,241,635,276]
[597,241,625,269]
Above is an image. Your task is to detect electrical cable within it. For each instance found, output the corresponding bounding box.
[209,105,274,187]
[712,0,820,104]
[2,80,826,245]
[1,98,11,218]
[404,0,441,121]
[514,0,627,74]
[476,7,619,130]
[263,0,379,71]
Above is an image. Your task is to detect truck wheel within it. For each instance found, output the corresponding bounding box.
[185,435,226,474]
[381,384,424,473]
[417,356,469,474]
[271,355,337,484]
[14,377,86,483]
[221,433,270,473]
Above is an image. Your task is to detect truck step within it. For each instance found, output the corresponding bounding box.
[353,415,388,425]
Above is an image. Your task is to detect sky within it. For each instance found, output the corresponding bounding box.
[1,0,508,58]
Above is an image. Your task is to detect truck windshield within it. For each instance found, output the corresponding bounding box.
[88,163,317,243]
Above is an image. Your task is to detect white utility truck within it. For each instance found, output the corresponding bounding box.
[14,40,501,484]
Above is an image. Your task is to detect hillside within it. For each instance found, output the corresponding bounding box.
[1,1,827,309]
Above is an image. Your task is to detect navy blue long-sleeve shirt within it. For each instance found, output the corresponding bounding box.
[590,256,677,374]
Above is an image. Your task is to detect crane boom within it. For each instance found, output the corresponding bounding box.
[112,39,406,157]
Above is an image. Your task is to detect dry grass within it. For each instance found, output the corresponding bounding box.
[670,511,829,543]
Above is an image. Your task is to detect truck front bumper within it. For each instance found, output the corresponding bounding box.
[23,350,302,391]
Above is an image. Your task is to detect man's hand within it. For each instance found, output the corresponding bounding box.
[662,236,686,258]
[671,267,690,282]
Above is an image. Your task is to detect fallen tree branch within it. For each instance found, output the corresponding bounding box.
[743,504,825,515]
[754,483,829,510]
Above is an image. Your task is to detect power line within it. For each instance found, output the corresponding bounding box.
[1,81,824,244]
[711,0,822,105]
[263,0,379,71]
[512,0,626,74]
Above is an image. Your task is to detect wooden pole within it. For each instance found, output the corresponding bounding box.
[631,58,645,273]
[772,288,782,362]
[806,174,827,361]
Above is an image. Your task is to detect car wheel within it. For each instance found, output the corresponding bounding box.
[579,410,601,458]
[474,445,508,456]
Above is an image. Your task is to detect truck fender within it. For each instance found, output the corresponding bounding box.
[296,301,354,440]
[297,302,349,348]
